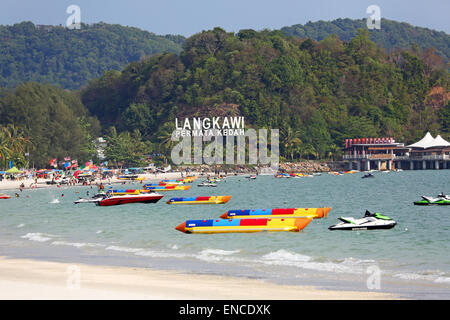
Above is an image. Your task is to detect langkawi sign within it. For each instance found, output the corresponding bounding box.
[171,117,279,170]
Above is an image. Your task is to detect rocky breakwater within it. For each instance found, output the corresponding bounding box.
[279,161,347,173]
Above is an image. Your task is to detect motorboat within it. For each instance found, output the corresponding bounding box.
[96,192,164,206]
[328,210,396,231]
[414,195,450,206]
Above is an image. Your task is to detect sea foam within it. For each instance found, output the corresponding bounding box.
[260,249,374,274]
[51,241,104,248]
[21,232,54,242]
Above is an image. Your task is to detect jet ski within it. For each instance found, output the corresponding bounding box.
[362,173,375,179]
[74,193,107,204]
[329,210,396,231]
[414,195,450,206]
[197,182,217,187]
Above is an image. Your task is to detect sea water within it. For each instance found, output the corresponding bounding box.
[0,170,449,299]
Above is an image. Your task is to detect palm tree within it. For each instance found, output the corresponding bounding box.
[281,127,302,161]
[157,122,177,165]
[326,144,341,161]
[0,125,31,169]
[301,144,318,160]
[0,130,12,169]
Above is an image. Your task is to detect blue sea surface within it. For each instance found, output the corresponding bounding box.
[0,170,449,299]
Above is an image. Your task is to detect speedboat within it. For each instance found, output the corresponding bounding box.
[96,192,164,206]
[328,210,396,231]
[414,195,450,206]
[74,193,106,204]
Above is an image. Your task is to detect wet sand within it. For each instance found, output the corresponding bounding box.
[0,256,397,300]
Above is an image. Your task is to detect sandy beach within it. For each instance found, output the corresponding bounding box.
[0,256,397,300]
[0,171,192,192]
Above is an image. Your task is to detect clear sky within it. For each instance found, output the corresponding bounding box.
[1,0,449,36]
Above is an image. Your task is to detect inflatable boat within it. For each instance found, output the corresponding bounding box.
[106,189,142,195]
[175,217,312,234]
[221,207,331,219]
[167,196,231,204]
[144,185,191,191]
[144,182,181,187]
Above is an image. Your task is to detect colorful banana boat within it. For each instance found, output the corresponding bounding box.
[144,183,181,187]
[167,196,231,204]
[144,185,191,191]
[162,176,198,183]
[175,218,312,234]
[107,189,142,195]
[220,207,331,219]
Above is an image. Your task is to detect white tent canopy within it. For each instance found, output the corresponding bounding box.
[407,132,450,149]
[433,135,450,147]
[407,132,435,148]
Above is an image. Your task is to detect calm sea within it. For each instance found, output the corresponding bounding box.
[0,170,449,299]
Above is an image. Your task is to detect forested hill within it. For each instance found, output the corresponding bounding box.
[281,18,450,62]
[1,24,449,167]
[0,21,185,89]
[81,27,449,162]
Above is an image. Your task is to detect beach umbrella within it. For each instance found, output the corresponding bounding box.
[5,167,23,174]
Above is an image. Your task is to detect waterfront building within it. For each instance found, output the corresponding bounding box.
[403,132,450,170]
[342,133,450,170]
